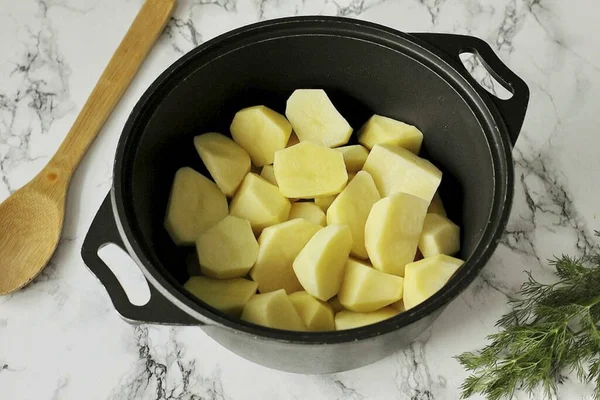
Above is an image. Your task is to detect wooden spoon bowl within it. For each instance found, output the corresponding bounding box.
[0,175,66,293]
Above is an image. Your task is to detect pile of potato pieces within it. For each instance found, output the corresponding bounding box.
[165,89,463,332]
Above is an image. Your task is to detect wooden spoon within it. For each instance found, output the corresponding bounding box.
[0,0,177,295]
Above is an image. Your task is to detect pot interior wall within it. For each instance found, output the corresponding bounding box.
[121,34,495,304]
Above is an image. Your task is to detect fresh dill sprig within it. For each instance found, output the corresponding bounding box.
[457,231,600,400]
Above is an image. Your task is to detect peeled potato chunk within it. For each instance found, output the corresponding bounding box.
[315,195,336,211]
[241,289,306,331]
[358,114,423,154]
[365,193,429,276]
[164,167,228,246]
[274,142,348,198]
[251,219,322,294]
[230,173,291,235]
[418,213,460,258]
[293,224,353,301]
[193,132,251,197]
[196,216,259,279]
[329,296,345,313]
[184,276,257,317]
[259,165,299,203]
[338,259,404,312]
[285,89,352,147]
[327,171,380,259]
[288,202,326,226]
[428,191,447,216]
[289,291,335,331]
[335,307,400,330]
[230,105,292,167]
[260,165,278,186]
[363,144,442,202]
[335,145,369,173]
[403,255,464,310]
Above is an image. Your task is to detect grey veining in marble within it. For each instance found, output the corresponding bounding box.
[1,0,599,399]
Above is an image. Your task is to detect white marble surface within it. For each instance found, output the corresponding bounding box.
[0,0,598,399]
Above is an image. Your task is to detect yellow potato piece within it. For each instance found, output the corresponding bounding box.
[230,105,292,167]
[315,195,336,211]
[327,171,380,259]
[365,193,429,276]
[260,165,278,186]
[289,291,335,331]
[328,296,345,313]
[241,289,306,331]
[184,276,257,317]
[230,173,291,235]
[194,132,251,197]
[335,145,369,173]
[196,216,259,279]
[418,214,461,258]
[358,114,423,154]
[274,142,348,198]
[164,167,228,246]
[363,144,442,202]
[428,191,447,216]
[335,307,400,330]
[251,219,322,294]
[288,202,326,226]
[287,131,300,147]
[259,165,299,203]
[403,255,464,310]
[293,224,353,301]
[338,259,404,312]
[285,89,353,148]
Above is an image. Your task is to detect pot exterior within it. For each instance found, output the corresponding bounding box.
[82,16,528,373]
[203,310,440,373]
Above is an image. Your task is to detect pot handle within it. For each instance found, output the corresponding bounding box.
[81,193,199,325]
[410,33,529,145]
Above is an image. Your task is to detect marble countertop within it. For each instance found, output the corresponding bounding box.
[1,0,598,399]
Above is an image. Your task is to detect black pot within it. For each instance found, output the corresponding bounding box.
[81,16,528,373]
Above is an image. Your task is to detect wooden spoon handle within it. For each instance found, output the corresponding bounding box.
[49,0,177,176]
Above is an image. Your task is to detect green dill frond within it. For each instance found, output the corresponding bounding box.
[551,254,587,280]
[457,233,600,399]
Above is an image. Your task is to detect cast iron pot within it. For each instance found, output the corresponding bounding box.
[81,16,529,373]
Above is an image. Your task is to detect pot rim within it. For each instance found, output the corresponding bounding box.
[112,16,515,344]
